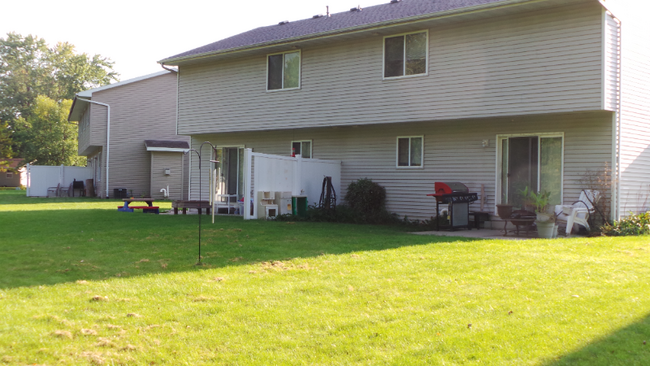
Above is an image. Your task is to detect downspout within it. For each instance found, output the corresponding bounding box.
[161,63,186,198]
[78,98,111,198]
[600,1,622,221]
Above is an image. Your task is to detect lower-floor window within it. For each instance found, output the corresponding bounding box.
[291,140,312,158]
[397,136,423,167]
[497,133,563,208]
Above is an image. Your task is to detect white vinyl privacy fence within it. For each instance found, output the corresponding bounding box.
[243,150,341,219]
[26,164,93,197]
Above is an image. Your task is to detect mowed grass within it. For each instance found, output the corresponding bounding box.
[1,190,649,365]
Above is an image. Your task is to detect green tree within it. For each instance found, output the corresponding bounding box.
[14,96,84,166]
[0,32,118,163]
[0,119,13,170]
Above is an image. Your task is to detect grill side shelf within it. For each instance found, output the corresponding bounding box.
[433,193,479,204]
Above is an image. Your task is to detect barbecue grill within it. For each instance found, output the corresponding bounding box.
[427,182,479,230]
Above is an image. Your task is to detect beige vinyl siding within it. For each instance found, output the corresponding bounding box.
[187,112,613,220]
[89,73,185,197]
[150,152,186,200]
[177,2,604,135]
[618,11,650,215]
[89,102,108,151]
[78,108,91,155]
[603,11,620,111]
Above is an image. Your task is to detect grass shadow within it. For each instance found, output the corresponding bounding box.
[0,208,483,289]
[544,313,650,366]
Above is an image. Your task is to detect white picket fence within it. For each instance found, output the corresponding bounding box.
[25,164,93,197]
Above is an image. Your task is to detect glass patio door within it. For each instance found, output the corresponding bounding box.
[215,147,244,202]
[498,134,563,208]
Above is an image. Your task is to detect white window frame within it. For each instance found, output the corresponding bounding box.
[396,136,424,169]
[383,30,429,80]
[6,172,13,178]
[266,50,302,91]
[495,132,565,206]
[291,140,312,158]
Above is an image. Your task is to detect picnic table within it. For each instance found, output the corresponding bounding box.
[172,200,211,215]
[117,198,159,214]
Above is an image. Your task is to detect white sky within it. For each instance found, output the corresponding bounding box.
[1,0,389,81]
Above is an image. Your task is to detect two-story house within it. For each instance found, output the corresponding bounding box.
[68,70,190,200]
[159,0,650,221]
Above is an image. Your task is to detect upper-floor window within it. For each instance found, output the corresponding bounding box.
[397,136,423,168]
[384,31,428,78]
[267,50,301,91]
[291,140,312,158]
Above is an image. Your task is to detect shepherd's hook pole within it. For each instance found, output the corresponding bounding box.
[184,142,219,266]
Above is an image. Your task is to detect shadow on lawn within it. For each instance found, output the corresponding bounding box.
[0,209,483,290]
[545,313,650,366]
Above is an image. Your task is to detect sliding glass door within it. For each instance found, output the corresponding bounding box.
[497,134,563,208]
[215,147,245,201]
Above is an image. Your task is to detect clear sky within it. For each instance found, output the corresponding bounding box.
[1,0,389,81]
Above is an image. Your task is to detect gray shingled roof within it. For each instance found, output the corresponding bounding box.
[144,140,190,150]
[160,0,509,63]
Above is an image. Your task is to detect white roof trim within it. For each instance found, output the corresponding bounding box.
[77,69,176,98]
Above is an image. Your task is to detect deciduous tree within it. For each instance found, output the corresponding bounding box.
[13,96,84,166]
[0,32,118,164]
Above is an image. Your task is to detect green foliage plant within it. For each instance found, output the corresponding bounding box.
[521,187,552,213]
[601,211,650,236]
[343,178,393,223]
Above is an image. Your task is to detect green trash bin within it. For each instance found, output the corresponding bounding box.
[292,196,308,218]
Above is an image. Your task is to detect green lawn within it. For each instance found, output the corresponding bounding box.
[1,190,649,365]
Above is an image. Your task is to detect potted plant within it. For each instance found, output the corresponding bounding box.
[522,188,557,238]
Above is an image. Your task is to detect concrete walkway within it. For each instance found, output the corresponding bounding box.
[411,228,542,240]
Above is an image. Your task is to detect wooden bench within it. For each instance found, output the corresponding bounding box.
[117,206,160,214]
[172,200,211,215]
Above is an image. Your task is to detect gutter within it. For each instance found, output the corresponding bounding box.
[599,0,622,221]
[77,98,111,198]
[159,0,550,66]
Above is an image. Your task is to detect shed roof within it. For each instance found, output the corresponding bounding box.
[160,0,520,64]
[0,158,26,172]
[144,140,190,152]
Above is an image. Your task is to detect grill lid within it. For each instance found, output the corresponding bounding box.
[434,182,469,195]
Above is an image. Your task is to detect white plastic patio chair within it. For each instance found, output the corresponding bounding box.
[554,190,601,235]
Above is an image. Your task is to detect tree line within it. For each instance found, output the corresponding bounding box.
[0,32,118,169]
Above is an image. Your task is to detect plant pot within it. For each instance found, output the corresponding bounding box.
[496,204,513,220]
[536,212,551,222]
[536,220,557,239]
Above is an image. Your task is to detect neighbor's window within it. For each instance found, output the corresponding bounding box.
[291,140,312,158]
[6,172,13,178]
[384,31,428,78]
[397,136,423,167]
[268,50,301,90]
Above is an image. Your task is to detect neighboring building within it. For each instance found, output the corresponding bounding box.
[0,158,25,187]
[159,0,650,220]
[68,70,190,200]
